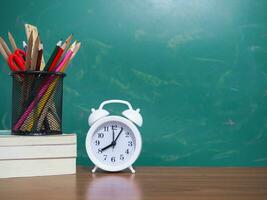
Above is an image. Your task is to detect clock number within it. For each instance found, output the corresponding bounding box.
[98,133,104,138]
[95,140,100,146]
[111,125,117,130]
[111,157,116,162]
[128,141,133,146]
[98,149,102,154]
[120,154,124,160]
[125,149,129,154]
[125,132,130,137]
[103,155,107,160]
[104,126,109,132]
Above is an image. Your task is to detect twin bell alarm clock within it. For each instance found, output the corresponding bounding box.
[85,100,143,173]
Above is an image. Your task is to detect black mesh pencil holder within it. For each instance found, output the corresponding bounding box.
[10,71,66,136]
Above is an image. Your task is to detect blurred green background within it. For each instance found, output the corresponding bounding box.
[0,0,267,166]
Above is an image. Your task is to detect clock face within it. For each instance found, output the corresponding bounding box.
[91,121,136,166]
[86,116,142,172]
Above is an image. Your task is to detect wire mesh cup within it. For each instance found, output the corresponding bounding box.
[10,71,66,135]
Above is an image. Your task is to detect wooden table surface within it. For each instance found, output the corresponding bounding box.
[0,167,267,200]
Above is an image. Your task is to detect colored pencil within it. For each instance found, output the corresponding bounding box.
[56,41,76,72]
[36,92,59,131]
[61,34,73,51]
[61,42,81,72]
[0,37,11,56]
[10,25,81,132]
[36,43,43,71]
[43,40,62,71]
[48,40,66,71]
[8,32,17,51]
[48,34,73,72]
[71,42,81,60]
[25,31,33,70]
[20,42,77,130]
[13,74,57,131]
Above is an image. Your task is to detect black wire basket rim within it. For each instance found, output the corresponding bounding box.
[10,70,66,77]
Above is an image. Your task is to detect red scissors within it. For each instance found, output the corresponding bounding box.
[8,49,26,71]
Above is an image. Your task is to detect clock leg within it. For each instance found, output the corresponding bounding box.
[129,166,136,173]
[92,166,98,173]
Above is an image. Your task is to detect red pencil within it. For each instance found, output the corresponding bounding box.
[48,46,63,72]
[49,34,73,72]
[43,40,62,71]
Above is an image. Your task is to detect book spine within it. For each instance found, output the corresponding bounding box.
[0,134,76,146]
[0,144,76,160]
[0,158,76,178]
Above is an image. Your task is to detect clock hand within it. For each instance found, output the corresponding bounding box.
[101,128,123,151]
[100,142,115,152]
[112,128,115,149]
[114,127,123,143]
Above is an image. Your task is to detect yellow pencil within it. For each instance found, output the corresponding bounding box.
[20,76,60,131]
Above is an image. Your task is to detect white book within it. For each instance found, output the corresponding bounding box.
[0,131,77,178]
[0,158,76,178]
[0,144,76,160]
[0,133,76,146]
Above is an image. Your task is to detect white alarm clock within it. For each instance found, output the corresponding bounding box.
[86,100,143,173]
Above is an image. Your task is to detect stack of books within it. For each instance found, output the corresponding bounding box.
[0,131,76,178]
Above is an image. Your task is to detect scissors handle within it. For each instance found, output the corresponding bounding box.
[8,49,26,71]
[15,49,26,60]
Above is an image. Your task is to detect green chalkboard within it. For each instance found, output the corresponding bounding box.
[0,0,267,166]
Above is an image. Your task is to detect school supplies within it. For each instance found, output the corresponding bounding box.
[44,40,62,71]
[48,34,73,72]
[63,42,81,71]
[56,41,76,72]
[0,24,80,135]
[8,49,26,71]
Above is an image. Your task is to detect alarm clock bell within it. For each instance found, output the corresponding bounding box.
[88,100,143,127]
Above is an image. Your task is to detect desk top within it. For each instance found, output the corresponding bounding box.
[0,167,267,200]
